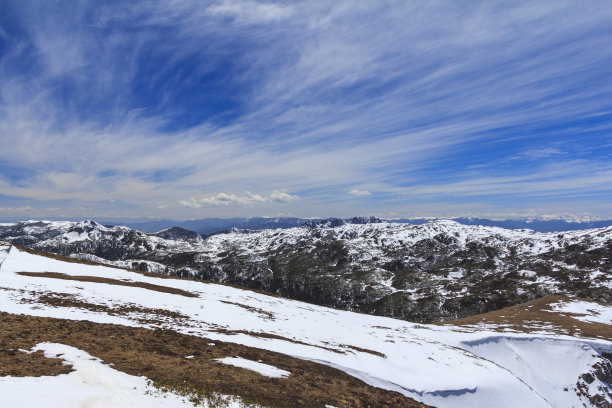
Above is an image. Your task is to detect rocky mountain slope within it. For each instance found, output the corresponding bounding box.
[0,243,611,407]
[1,218,610,323]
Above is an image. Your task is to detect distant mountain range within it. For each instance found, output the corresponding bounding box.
[113,217,308,236]
[3,216,610,236]
[98,216,612,236]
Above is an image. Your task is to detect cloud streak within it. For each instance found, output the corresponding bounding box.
[349,189,371,196]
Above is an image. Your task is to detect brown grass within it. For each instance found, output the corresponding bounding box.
[342,344,387,358]
[219,300,276,320]
[0,312,429,408]
[440,295,612,341]
[208,328,346,354]
[22,290,188,322]
[0,344,73,377]
[17,271,198,298]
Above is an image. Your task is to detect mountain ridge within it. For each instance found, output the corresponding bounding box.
[1,218,610,323]
[6,216,607,235]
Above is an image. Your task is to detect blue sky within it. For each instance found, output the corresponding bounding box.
[0,0,611,221]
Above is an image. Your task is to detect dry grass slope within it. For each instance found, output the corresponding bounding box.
[0,312,430,408]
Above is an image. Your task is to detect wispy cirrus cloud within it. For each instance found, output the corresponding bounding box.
[0,1,611,220]
[206,0,294,23]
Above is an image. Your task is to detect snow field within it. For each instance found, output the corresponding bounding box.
[0,245,611,408]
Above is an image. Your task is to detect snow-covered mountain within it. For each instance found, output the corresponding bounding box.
[1,219,611,323]
[0,243,610,407]
[102,216,612,235]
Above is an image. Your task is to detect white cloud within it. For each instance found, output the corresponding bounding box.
[179,191,299,208]
[206,0,293,24]
[349,189,371,196]
[269,191,300,203]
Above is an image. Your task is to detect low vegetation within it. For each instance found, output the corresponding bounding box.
[0,312,429,408]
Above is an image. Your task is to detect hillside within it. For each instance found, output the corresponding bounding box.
[1,219,611,323]
[0,243,611,406]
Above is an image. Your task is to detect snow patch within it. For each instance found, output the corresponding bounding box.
[551,300,612,325]
[0,342,194,407]
[215,356,290,378]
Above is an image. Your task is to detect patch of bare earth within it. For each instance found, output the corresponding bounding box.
[219,300,276,320]
[440,295,612,341]
[208,328,346,354]
[0,312,429,408]
[341,344,386,358]
[20,291,188,324]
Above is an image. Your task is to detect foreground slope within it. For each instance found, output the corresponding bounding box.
[1,219,611,323]
[0,244,611,407]
[0,314,424,408]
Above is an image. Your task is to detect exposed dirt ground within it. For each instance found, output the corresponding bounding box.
[20,290,189,323]
[0,312,430,408]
